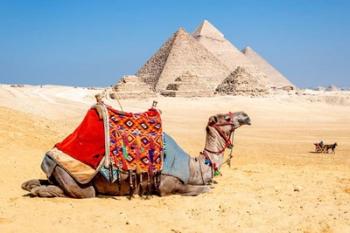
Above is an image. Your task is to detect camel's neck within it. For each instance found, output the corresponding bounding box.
[187,126,235,185]
[202,126,228,168]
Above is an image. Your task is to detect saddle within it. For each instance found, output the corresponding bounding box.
[43,104,163,184]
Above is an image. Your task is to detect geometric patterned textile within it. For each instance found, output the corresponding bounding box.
[107,107,163,174]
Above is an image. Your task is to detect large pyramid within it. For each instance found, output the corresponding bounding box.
[242,46,294,88]
[192,20,256,70]
[193,20,294,89]
[136,28,230,93]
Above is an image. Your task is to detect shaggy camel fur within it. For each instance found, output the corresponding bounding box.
[22,112,251,198]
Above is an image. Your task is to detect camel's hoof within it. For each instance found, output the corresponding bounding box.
[30,185,65,198]
[21,179,41,192]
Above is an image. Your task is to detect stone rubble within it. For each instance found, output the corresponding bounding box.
[216,67,269,96]
[113,75,156,99]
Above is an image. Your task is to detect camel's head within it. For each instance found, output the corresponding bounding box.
[232,111,251,128]
[208,111,251,131]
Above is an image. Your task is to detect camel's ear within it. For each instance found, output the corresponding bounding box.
[208,116,218,125]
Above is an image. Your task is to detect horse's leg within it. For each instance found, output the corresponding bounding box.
[159,175,210,196]
[52,166,96,198]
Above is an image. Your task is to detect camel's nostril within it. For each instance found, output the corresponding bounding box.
[247,119,251,125]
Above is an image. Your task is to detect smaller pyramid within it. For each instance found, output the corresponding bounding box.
[242,47,294,88]
[113,75,156,98]
[160,71,214,97]
[216,66,269,96]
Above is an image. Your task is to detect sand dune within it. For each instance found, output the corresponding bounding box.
[0,85,350,233]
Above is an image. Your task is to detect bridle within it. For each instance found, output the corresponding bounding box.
[204,112,236,154]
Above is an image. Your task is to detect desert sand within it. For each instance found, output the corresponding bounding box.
[0,84,350,233]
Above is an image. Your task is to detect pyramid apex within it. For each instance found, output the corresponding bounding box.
[177,27,186,32]
[174,27,190,37]
[242,46,254,53]
[193,20,224,39]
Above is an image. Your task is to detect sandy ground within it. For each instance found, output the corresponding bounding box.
[0,84,349,233]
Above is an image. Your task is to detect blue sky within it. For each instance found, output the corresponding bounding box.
[0,0,349,88]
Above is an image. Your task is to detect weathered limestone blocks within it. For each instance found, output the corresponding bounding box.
[216,67,269,96]
[113,75,156,98]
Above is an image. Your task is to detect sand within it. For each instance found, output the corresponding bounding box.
[0,84,349,233]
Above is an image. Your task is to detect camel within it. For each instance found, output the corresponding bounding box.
[21,111,251,198]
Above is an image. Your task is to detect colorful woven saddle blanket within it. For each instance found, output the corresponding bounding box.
[44,104,163,184]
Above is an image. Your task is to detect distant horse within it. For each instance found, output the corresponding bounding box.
[323,143,338,154]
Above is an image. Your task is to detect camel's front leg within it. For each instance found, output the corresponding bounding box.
[22,179,51,192]
[22,179,65,197]
[159,175,210,196]
[52,166,96,198]
[177,184,211,196]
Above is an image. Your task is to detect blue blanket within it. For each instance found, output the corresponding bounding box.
[162,133,190,184]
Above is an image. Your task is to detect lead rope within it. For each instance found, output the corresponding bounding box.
[224,132,235,167]
[111,91,124,112]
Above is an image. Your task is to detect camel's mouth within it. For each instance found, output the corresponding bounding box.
[246,118,252,125]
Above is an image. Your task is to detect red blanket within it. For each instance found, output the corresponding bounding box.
[56,108,105,169]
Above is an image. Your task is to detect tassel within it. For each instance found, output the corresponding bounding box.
[128,171,134,199]
[156,172,161,189]
[147,172,151,196]
[109,165,113,184]
[214,170,221,176]
[117,170,121,193]
[138,174,143,197]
